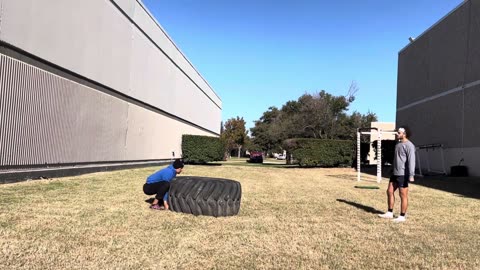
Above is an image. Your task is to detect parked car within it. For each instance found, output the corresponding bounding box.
[276,154,286,160]
[248,151,263,163]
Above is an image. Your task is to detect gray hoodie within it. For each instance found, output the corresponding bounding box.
[393,140,416,177]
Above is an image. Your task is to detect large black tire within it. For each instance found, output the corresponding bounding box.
[168,176,242,217]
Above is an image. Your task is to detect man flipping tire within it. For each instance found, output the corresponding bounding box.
[143,159,184,210]
[379,126,415,223]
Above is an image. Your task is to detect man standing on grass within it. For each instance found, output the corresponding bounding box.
[379,126,415,223]
[143,159,184,210]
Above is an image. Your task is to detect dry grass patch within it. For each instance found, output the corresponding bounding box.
[1,165,479,269]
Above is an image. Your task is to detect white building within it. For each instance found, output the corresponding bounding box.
[0,0,221,180]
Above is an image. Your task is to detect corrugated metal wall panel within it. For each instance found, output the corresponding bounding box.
[0,56,5,164]
[0,54,213,168]
[0,54,126,166]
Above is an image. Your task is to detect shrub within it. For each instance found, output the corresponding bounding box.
[283,138,354,167]
[182,135,224,164]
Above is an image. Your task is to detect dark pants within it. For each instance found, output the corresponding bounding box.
[143,181,170,202]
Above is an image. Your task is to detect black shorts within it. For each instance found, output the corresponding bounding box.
[143,181,170,202]
[390,175,409,188]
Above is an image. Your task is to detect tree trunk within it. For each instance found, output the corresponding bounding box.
[237,146,242,158]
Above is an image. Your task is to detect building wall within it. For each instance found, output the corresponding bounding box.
[396,0,480,175]
[0,0,221,169]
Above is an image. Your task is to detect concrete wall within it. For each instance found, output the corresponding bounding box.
[0,0,221,169]
[396,0,480,175]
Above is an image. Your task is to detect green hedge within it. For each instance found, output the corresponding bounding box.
[182,135,224,164]
[283,138,354,167]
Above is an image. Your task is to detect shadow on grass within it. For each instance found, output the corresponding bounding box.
[360,165,480,199]
[145,198,155,204]
[144,198,167,205]
[413,176,480,200]
[336,199,383,214]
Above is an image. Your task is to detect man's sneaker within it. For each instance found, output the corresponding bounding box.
[378,212,394,219]
[393,216,406,223]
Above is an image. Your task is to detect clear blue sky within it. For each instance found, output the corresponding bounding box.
[142,0,462,130]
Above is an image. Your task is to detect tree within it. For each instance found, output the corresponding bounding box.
[221,117,248,158]
[250,82,378,149]
[340,111,378,141]
[250,107,282,153]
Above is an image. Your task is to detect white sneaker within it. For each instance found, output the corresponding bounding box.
[393,216,406,223]
[378,212,394,219]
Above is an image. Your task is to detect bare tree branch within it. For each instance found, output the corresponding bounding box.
[346,81,358,103]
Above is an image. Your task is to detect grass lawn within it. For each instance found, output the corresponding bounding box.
[1,164,479,269]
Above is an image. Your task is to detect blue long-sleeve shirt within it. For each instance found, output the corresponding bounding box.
[146,165,177,201]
